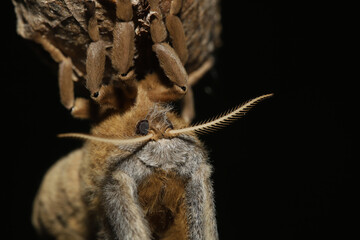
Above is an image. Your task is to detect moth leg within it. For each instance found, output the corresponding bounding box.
[170,0,183,16]
[165,0,188,64]
[84,0,137,115]
[71,98,91,119]
[139,72,185,102]
[181,57,215,123]
[181,87,194,123]
[35,35,90,118]
[33,33,66,64]
[185,163,219,240]
[58,57,75,110]
[85,1,110,111]
[84,1,105,95]
[112,22,135,79]
[58,57,94,120]
[85,0,100,42]
[85,40,106,96]
[188,57,215,86]
[90,84,129,112]
[102,171,151,240]
[148,0,188,99]
[111,0,135,80]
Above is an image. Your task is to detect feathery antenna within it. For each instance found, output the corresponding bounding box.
[168,93,273,136]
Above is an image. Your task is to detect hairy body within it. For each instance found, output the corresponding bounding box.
[32,149,92,240]
[32,91,218,240]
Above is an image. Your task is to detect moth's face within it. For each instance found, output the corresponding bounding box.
[135,136,204,171]
[90,103,190,149]
[88,104,203,171]
[61,93,272,157]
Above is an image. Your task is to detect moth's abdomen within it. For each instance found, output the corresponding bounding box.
[137,170,189,240]
[31,149,92,239]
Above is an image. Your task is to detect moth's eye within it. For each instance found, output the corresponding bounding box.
[92,91,99,98]
[136,120,149,135]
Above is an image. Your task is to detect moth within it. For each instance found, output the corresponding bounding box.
[12,0,272,239]
[32,90,272,240]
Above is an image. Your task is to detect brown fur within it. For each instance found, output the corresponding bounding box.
[32,88,221,240]
[80,88,188,210]
[32,149,93,240]
[138,170,189,240]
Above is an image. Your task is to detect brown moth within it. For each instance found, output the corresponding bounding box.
[32,90,272,240]
[12,0,273,239]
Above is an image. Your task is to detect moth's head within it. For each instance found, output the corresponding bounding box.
[59,90,189,150]
[88,102,189,144]
[59,93,273,149]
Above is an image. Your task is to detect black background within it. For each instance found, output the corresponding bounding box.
[7,1,357,239]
